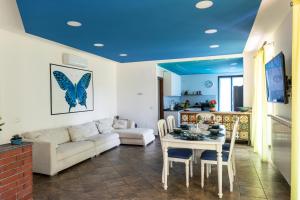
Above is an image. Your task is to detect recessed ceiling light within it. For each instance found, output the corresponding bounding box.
[230,62,238,66]
[196,1,214,9]
[67,21,82,27]
[205,29,218,34]
[209,44,219,48]
[94,43,104,47]
[120,53,128,57]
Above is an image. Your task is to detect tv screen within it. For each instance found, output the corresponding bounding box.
[265,52,287,104]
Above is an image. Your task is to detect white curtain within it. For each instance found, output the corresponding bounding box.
[251,48,268,161]
[291,0,300,199]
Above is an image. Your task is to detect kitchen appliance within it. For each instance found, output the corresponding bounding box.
[170,100,175,111]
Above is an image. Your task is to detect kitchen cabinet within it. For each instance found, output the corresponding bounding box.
[164,71,181,96]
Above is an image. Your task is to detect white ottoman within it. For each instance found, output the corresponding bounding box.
[114,128,155,146]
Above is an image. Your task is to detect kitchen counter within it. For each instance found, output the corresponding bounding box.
[180,110,210,113]
[178,111,252,144]
[163,109,183,112]
[213,111,252,115]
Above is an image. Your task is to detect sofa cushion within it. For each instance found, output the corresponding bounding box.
[114,128,154,139]
[86,133,119,146]
[24,127,70,147]
[56,141,94,161]
[113,119,128,129]
[68,122,99,142]
[95,118,114,134]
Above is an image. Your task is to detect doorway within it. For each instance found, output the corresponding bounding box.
[218,76,244,111]
[158,77,164,119]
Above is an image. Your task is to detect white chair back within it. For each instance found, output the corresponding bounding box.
[228,118,239,161]
[166,115,176,133]
[158,119,168,139]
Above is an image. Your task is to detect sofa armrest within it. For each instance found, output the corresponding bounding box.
[30,141,57,176]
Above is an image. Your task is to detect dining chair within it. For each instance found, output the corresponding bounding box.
[167,115,197,165]
[200,118,239,192]
[221,116,240,176]
[158,119,193,188]
[166,115,176,133]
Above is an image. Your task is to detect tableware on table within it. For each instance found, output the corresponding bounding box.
[198,123,209,131]
[209,129,220,136]
[173,128,182,134]
[190,127,202,134]
[201,130,211,136]
[211,124,220,129]
[180,124,189,130]
[178,131,204,141]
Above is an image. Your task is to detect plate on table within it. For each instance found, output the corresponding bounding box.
[201,131,211,136]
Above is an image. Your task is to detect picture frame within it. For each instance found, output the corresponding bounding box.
[50,63,94,115]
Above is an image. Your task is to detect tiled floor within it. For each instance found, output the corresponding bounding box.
[33,139,290,200]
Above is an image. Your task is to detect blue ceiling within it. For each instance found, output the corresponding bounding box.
[16,0,261,63]
[159,57,244,75]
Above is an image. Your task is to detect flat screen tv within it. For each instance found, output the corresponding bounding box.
[265,52,288,104]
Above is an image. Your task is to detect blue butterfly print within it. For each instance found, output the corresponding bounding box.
[53,71,91,112]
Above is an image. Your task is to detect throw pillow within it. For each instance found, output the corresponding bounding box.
[68,122,99,142]
[113,119,128,129]
[95,118,114,134]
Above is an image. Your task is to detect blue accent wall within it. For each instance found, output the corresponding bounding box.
[16,0,261,62]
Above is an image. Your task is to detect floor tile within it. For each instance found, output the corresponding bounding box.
[32,141,290,200]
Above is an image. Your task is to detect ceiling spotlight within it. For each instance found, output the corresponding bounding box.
[67,21,82,27]
[120,54,128,57]
[209,44,219,48]
[230,62,238,66]
[196,1,214,9]
[205,29,218,34]
[94,43,104,47]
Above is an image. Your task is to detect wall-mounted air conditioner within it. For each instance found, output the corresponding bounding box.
[62,53,88,68]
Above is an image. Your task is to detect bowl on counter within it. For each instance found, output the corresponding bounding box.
[237,107,251,112]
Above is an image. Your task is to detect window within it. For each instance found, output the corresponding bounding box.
[218,76,244,111]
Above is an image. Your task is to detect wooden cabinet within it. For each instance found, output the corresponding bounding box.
[214,112,251,144]
[180,111,251,144]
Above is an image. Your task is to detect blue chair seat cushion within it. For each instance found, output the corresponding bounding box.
[222,143,230,151]
[200,150,229,162]
[168,148,193,159]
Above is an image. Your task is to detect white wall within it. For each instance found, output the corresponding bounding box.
[243,0,292,119]
[163,71,181,96]
[116,61,158,131]
[243,51,255,107]
[266,12,292,119]
[116,54,243,133]
[0,0,118,144]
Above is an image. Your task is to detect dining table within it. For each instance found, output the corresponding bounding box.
[161,125,226,199]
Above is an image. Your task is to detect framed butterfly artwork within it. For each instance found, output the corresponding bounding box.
[50,64,94,115]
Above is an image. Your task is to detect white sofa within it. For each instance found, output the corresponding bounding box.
[22,119,155,176]
[95,118,155,146]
